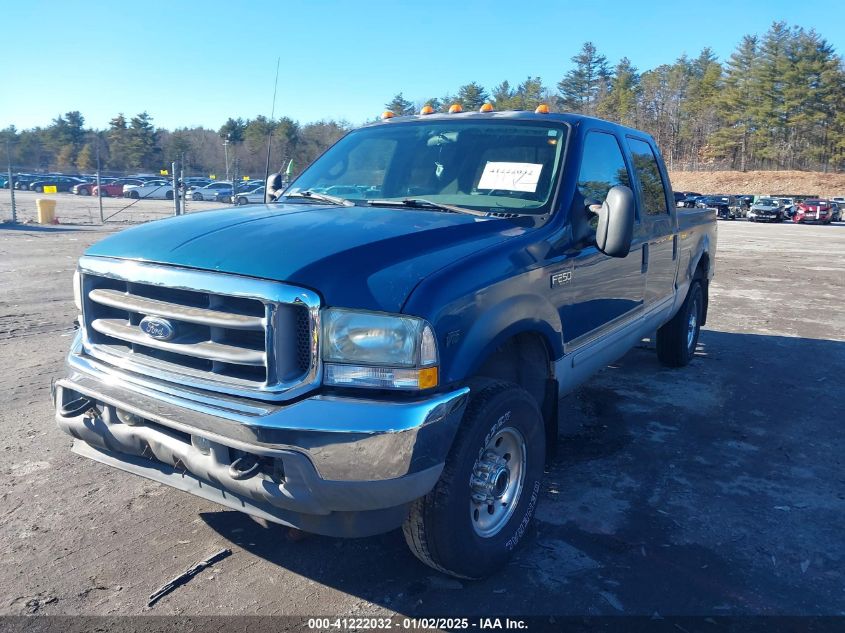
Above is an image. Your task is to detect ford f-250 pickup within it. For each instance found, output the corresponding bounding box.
[54,109,716,579]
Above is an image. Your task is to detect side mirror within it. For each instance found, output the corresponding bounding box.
[593,185,635,258]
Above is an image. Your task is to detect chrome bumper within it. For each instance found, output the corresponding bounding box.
[54,336,468,536]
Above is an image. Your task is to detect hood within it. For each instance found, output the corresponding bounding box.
[85,202,523,312]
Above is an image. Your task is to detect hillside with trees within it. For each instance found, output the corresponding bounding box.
[2,22,843,178]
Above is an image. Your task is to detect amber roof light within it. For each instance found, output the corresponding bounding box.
[479,103,494,112]
[420,105,435,115]
[535,104,550,114]
[381,111,395,120]
[448,103,463,113]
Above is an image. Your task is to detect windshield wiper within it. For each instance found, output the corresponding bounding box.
[285,190,353,206]
[367,198,488,217]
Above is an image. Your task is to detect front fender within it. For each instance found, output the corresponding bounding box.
[442,293,563,384]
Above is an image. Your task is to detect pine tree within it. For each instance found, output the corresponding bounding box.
[597,58,640,126]
[75,143,95,171]
[456,82,489,110]
[384,93,415,116]
[557,42,611,114]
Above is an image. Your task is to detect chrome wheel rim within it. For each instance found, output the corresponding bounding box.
[687,296,699,352]
[469,426,526,538]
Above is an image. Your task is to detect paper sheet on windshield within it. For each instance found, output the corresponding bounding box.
[477,162,543,193]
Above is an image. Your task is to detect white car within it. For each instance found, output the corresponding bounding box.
[123,180,174,200]
[234,186,266,205]
[190,181,233,201]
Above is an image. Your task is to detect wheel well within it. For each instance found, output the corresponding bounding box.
[472,332,558,460]
[694,253,710,325]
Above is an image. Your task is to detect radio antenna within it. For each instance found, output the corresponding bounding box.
[263,56,281,203]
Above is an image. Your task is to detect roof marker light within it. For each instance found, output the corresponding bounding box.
[479,103,494,112]
[535,104,550,114]
[381,111,395,120]
[420,105,435,115]
[448,103,463,113]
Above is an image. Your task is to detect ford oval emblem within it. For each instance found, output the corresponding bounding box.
[139,316,176,341]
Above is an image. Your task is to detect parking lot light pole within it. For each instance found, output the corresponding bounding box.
[224,137,230,182]
[6,139,16,224]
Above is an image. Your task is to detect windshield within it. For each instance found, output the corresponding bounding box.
[757,198,778,206]
[286,119,569,214]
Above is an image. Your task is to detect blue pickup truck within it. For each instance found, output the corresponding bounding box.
[54,109,716,578]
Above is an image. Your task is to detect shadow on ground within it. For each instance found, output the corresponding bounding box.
[203,330,845,617]
[0,223,90,233]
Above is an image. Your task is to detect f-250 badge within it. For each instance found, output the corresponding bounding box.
[551,270,572,288]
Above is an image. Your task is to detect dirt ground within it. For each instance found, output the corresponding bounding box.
[669,170,845,198]
[1,205,844,621]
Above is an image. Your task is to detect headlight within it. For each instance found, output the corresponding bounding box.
[322,308,438,390]
[73,270,82,311]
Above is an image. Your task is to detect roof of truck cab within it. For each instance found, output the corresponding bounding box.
[366,110,654,139]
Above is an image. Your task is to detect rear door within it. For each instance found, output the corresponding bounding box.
[557,129,646,347]
[625,137,676,308]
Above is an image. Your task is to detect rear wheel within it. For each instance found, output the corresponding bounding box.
[657,280,703,367]
[130,190,139,199]
[193,193,203,201]
[166,190,174,200]
[237,196,248,206]
[35,185,43,193]
[403,379,545,579]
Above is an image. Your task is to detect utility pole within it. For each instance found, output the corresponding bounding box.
[95,139,103,224]
[171,161,181,216]
[179,154,185,215]
[232,157,239,205]
[223,136,230,182]
[6,139,16,224]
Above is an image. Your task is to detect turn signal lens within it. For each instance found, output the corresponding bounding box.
[535,104,550,114]
[420,105,435,115]
[418,367,439,390]
[479,103,494,112]
[448,103,463,113]
[381,111,395,120]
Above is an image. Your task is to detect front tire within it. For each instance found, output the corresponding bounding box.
[657,280,703,367]
[403,379,545,579]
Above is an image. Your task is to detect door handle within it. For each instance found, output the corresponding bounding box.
[642,243,649,273]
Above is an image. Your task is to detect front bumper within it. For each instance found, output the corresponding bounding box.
[54,337,468,536]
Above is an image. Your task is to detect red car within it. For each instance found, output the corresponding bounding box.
[91,178,145,198]
[794,199,833,224]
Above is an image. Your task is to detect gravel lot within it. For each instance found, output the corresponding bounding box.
[1,207,844,619]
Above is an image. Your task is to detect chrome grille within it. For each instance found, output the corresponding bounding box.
[77,256,320,400]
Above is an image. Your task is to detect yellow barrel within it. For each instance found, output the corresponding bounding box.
[36,198,57,224]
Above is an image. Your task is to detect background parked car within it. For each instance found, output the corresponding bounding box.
[747,197,783,222]
[794,199,833,224]
[830,202,842,222]
[190,181,233,201]
[29,176,86,192]
[72,177,117,196]
[123,180,174,200]
[698,195,741,219]
[234,186,266,205]
[14,174,49,190]
[92,178,145,197]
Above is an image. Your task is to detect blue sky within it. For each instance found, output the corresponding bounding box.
[1,0,842,131]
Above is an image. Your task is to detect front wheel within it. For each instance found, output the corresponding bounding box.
[657,280,703,367]
[237,196,248,206]
[403,379,545,579]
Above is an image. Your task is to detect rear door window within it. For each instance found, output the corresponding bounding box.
[626,138,669,216]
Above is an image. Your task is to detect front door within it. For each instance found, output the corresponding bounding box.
[557,130,646,348]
